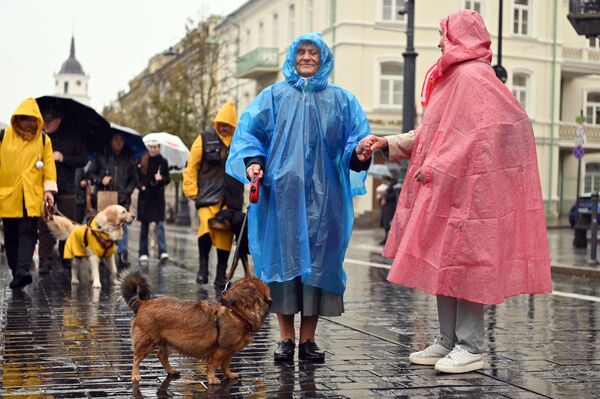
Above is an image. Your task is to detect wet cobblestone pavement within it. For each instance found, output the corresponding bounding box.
[0,225,599,398]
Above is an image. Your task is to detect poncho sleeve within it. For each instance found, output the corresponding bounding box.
[342,92,371,197]
[226,89,273,184]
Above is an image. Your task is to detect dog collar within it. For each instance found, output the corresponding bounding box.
[220,299,254,335]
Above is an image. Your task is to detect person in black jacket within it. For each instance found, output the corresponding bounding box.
[38,112,87,273]
[136,141,170,262]
[87,131,138,269]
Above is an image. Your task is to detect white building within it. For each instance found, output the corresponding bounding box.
[54,36,91,106]
[216,0,600,218]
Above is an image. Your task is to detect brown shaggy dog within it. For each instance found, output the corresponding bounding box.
[117,269,271,384]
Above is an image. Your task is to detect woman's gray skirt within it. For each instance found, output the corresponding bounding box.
[268,276,344,317]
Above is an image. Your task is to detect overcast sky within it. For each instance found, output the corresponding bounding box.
[0,0,246,124]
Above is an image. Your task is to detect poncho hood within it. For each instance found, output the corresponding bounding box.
[283,32,333,92]
[9,97,44,141]
[439,10,492,74]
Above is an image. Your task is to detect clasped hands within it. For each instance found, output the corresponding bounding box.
[356,134,423,182]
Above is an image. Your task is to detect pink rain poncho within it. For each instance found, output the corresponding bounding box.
[383,10,552,305]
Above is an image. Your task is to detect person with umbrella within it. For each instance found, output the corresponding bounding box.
[225,33,371,363]
[183,100,243,288]
[136,139,170,262]
[86,130,138,269]
[37,104,87,273]
[0,98,57,289]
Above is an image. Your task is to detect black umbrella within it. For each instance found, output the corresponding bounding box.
[35,96,111,153]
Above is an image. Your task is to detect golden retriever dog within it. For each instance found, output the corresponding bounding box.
[116,268,271,384]
[44,204,134,289]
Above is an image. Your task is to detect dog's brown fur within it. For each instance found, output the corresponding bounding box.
[117,269,271,384]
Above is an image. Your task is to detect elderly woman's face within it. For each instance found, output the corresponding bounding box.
[295,42,320,78]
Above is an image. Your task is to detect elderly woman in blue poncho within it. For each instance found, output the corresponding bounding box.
[226,33,372,363]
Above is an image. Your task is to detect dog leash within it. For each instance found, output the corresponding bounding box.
[223,174,261,292]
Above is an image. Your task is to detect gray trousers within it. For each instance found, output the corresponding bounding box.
[437,296,484,354]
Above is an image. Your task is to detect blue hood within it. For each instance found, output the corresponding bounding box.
[283,32,333,92]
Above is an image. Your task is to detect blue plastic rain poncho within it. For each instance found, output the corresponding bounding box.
[226,33,371,295]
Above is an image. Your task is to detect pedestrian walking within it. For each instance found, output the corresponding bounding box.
[73,166,88,223]
[183,100,243,288]
[86,131,138,269]
[0,98,57,289]
[137,140,170,262]
[37,107,87,273]
[376,176,398,245]
[226,33,371,363]
[361,10,552,373]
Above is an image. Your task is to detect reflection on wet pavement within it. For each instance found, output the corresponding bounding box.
[0,225,597,397]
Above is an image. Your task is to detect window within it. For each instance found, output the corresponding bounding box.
[379,61,403,107]
[306,0,314,31]
[465,0,481,13]
[586,92,600,125]
[381,0,406,23]
[63,81,69,94]
[513,0,530,35]
[511,73,528,110]
[76,80,81,86]
[272,13,279,48]
[288,4,296,41]
[585,163,600,192]
[589,36,600,50]
[258,21,264,46]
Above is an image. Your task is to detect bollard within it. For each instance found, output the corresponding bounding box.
[588,192,599,265]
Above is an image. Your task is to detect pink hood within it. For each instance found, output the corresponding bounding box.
[383,10,552,305]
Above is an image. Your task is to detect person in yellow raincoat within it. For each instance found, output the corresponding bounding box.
[0,98,57,289]
[183,100,243,287]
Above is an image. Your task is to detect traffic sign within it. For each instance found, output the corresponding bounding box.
[574,145,585,159]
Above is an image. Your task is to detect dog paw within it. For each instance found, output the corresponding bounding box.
[207,376,221,385]
[167,368,180,376]
[71,280,79,286]
[225,372,239,380]
[131,374,141,381]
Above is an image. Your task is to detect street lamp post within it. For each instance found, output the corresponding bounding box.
[401,0,417,133]
[493,0,508,83]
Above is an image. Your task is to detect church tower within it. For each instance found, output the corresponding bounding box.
[54,36,90,105]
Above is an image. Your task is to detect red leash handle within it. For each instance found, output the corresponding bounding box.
[249,174,261,203]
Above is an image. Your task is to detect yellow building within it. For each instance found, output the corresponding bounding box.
[216,0,600,218]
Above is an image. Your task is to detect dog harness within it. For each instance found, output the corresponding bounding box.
[63,218,117,259]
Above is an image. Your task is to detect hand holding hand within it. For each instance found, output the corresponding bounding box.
[246,164,263,180]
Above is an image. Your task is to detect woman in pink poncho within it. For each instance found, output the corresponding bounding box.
[361,10,552,373]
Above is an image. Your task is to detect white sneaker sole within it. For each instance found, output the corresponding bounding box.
[434,359,485,373]
[408,354,445,365]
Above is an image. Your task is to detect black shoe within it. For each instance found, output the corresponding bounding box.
[299,340,325,363]
[9,274,33,289]
[274,339,295,362]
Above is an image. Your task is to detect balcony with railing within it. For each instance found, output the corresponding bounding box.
[559,122,600,143]
[561,45,600,75]
[236,47,279,80]
[568,0,600,37]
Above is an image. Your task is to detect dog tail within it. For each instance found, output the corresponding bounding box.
[115,268,152,313]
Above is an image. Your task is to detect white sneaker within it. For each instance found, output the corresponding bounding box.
[408,340,451,365]
[139,255,149,262]
[160,253,169,261]
[434,345,485,373]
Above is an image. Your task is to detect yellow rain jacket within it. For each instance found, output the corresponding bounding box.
[0,98,57,218]
[64,218,117,259]
[183,100,238,250]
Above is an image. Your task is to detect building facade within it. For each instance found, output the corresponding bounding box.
[54,36,91,106]
[216,0,600,218]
